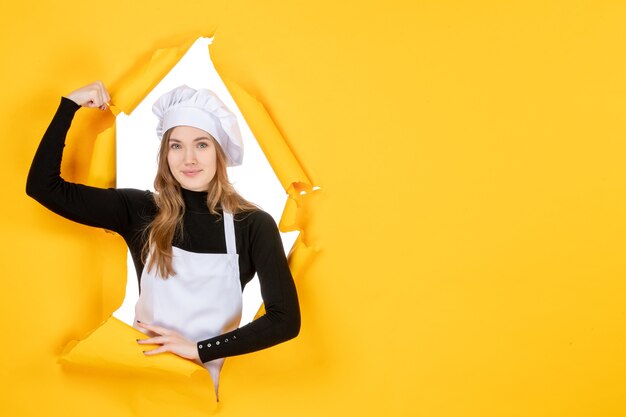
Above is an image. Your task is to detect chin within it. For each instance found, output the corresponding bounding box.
[173,178,204,191]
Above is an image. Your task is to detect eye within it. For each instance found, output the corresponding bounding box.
[197,142,210,149]
[170,143,181,149]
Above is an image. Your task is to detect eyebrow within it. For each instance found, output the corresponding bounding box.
[168,137,212,143]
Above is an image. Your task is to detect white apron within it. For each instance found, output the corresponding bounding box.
[133,211,243,396]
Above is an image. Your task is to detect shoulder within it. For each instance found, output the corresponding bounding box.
[235,208,277,227]
[234,208,281,237]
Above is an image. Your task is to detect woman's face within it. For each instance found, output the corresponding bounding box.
[167,125,218,192]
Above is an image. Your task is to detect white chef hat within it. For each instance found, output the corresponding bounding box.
[152,85,244,166]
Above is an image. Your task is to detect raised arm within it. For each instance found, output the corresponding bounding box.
[196,210,301,363]
[65,80,111,111]
[26,82,149,235]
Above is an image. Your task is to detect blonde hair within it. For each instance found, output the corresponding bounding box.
[142,128,258,278]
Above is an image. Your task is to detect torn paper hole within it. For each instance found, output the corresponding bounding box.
[114,36,299,327]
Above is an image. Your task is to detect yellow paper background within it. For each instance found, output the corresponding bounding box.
[3,1,626,416]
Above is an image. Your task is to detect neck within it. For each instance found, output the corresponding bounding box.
[181,187,211,213]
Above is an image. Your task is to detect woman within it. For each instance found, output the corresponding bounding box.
[26,81,301,397]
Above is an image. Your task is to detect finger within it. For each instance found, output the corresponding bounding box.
[99,81,111,103]
[99,86,107,108]
[136,321,172,336]
[88,88,101,108]
[137,335,169,345]
[94,80,104,106]
[142,345,169,356]
[88,82,103,108]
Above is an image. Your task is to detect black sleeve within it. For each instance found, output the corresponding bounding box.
[196,210,301,362]
[26,97,151,235]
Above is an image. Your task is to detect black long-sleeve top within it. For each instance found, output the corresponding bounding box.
[26,97,300,364]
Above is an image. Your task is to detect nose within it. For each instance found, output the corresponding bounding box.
[183,147,197,165]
